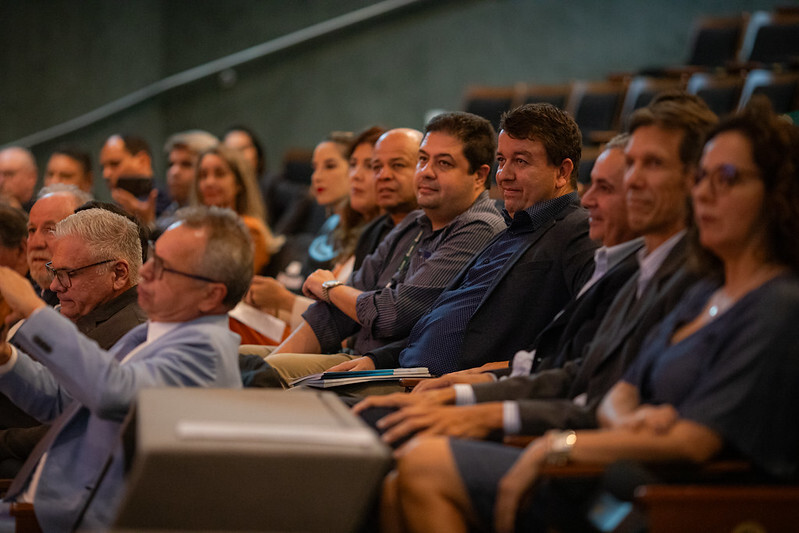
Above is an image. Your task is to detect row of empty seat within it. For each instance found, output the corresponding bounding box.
[463,68,799,146]
[463,9,799,146]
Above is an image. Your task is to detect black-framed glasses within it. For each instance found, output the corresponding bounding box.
[146,241,219,283]
[45,259,114,289]
[694,164,760,193]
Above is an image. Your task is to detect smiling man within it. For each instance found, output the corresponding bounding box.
[0,206,249,531]
[266,114,506,382]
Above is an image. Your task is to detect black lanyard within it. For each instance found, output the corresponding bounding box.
[386,229,425,289]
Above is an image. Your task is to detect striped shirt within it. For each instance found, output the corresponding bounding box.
[303,191,505,354]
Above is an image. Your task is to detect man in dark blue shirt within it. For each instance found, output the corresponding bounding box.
[343,103,597,376]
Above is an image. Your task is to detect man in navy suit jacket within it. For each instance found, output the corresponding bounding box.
[0,206,251,532]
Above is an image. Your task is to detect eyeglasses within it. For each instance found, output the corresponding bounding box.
[45,259,114,289]
[694,164,760,193]
[146,241,218,283]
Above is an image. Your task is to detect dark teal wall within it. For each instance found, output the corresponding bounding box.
[0,0,792,198]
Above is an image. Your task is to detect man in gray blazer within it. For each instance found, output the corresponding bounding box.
[358,92,718,443]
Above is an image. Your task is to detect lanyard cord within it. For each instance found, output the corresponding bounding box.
[386,229,425,289]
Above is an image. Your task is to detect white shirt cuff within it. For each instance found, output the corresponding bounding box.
[0,345,19,375]
[503,401,522,435]
[453,384,477,405]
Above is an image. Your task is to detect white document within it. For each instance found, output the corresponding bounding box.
[229,302,286,341]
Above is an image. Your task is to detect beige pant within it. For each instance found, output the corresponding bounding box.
[265,352,360,384]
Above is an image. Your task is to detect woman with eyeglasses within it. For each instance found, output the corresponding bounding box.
[387,97,799,533]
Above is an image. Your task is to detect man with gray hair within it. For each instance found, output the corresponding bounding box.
[26,185,93,307]
[48,208,146,347]
[0,206,250,531]
[0,147,38,212]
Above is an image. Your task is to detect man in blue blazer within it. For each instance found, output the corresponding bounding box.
[0,206,251,532]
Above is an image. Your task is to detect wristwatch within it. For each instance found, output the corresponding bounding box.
[321,280,345,303]
[546,430,577,465]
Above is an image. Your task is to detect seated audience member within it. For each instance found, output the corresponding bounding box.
[99,134,170,224]
[246,126,385,327]
[0,186,93,433]
[268,132,371,289]
[43,145,94,193]
[0,206,250,531]
[193,145,278,274]
[0,147,38,212]
[27,185,94,306]
[350,127,418,272]
[388,97,797,533]
[0,208,148,476]
[223,126,324,239]
[346,126,387,266]
[349,126,421,272]
[325,103,597,379]
[46,208,147,346]
[156,130,219,232]
[266,113,507,382]
[358,93,715,444]
[74,201,150,264]
[223,125,268,183]
[0,205,29,277]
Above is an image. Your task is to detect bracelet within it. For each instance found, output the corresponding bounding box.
[545,430,577,466]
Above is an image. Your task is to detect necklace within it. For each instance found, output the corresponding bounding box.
[707,289,733,319]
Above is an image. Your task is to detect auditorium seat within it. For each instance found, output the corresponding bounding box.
[737,10,799,67]
[636,484,799,533]
[737,69,799,113]
[686,72,744,117]
[518,82,571,109]
[462,84,522,131]
[566,80,626,145]
[685,15,745,68]
[619,76,685,130]
[507,452,799,533]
